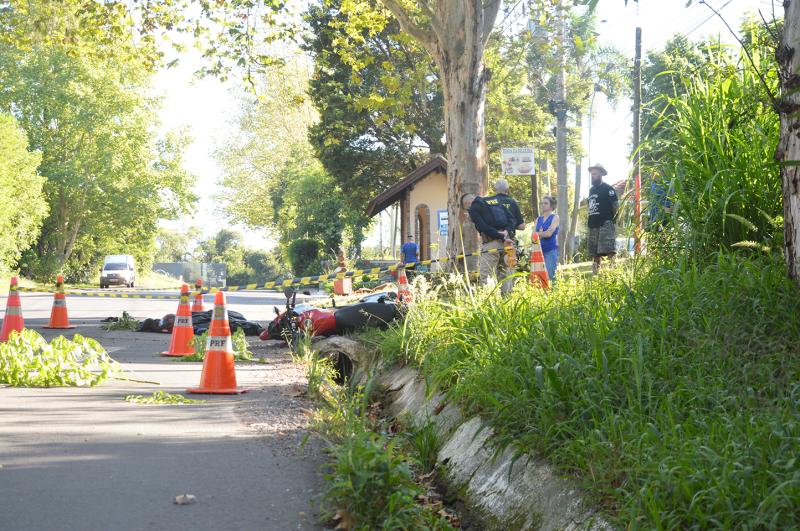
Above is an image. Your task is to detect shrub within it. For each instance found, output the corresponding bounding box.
[287,238,321,277]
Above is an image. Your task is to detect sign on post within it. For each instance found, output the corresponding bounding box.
[437,210,448,236]
[501,147,536,175]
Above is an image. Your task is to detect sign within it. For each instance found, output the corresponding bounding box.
[501,147,535,175]
[437,210,448,236]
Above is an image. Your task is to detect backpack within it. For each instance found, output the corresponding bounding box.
[483,195,512,230]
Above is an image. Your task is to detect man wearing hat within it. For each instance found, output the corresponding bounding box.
[587,163,619,274]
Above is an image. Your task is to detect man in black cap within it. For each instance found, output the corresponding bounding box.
[586,163,619,274]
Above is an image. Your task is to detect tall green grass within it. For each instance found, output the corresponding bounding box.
[644,36,781,258]
[378,255,800,528]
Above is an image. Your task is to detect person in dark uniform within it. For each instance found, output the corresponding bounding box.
[462,179,524,294]
[586,163,619,274]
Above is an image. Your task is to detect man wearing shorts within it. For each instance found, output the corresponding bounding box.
[587,163,619,274]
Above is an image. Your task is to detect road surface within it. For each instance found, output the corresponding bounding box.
[0,287,326,531]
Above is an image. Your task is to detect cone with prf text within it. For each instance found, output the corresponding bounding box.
[187,291,246,394]
[397,265,413,304]
[1,277,24,341]
[529,232,550,289]
[161,284,195,357]
[191,279,205,312]
[44,275,75,329]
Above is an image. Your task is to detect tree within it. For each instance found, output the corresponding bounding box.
[155,228,198,263]
[304,0,445,248]
[371,0,502,257]
[777,0,800,283]
[0,114,47,270]
[0,27,195,280]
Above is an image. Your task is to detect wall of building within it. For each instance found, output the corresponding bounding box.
[408,170,448,268]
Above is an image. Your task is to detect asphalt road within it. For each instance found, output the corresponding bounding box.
[0,288,326,531]
[6,286,321,324]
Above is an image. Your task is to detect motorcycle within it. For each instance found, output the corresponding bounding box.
[263,288,400,384]
[262,288,400,347]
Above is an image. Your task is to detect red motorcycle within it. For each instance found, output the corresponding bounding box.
[261,288,400,347]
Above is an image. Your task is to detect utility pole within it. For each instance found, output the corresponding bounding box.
[632,26,642,256]
[555,0,568,263]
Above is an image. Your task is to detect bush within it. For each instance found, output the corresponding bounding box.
[0,329,119,387]
[377,253,800,528]
[287,238,321,277]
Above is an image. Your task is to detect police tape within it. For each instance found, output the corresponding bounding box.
[12,243,530,299]
[202,242,531,292]
[15,287,176,300]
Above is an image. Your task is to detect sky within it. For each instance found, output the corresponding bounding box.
[152,0,774,251]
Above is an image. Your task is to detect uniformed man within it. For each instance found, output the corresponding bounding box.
[462,179,524,294]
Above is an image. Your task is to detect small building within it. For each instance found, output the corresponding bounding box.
[365,155,449,265]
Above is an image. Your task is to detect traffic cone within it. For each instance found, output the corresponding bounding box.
[1,277,24,341]
[161,283,195,357]
[44,275,75,329]
[187,291,246,394]
[397,265,413,304]
[529,233,550,289]
[191,279,205,312]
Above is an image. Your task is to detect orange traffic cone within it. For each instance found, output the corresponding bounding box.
[397,265,413,304]
[1,277,24,341]
[529,233,550,289]
[191,279,205,312]
[161,283,195,357]
[44,275,75,329]
[187,291,246,394]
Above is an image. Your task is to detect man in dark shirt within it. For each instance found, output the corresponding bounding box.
[484,179,525,237]
[586,163,619,274]
[462,179,524,294]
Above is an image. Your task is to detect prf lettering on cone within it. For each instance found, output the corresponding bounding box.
[191,278,204,312]
[161,284,196,357]
[0,276,24,341]
[187,291,246,394]
[529,233,550,289]
[44,275,75,329]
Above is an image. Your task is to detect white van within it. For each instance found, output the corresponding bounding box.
[100,255,136,288]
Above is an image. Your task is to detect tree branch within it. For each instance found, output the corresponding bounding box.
[380,0,437,54]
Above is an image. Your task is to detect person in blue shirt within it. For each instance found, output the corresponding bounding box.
[648,175,672,231]
[534,195,559,284]
[401,235,418,266]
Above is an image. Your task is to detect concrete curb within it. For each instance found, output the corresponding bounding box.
[378,366,613,531]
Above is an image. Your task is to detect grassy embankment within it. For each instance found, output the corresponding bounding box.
[373,254,800,528]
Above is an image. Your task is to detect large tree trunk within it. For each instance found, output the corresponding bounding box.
[440,61,490,261]
[380,1,501,261]
[777,1,800,283]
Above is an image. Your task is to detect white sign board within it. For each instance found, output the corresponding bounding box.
[501,147,536,176]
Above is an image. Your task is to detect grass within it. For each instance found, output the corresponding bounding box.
[101,311,140,331]
[375,253,800,528]
[124,391,206,404]
[300,337,454,530]
[177,329,254,362]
